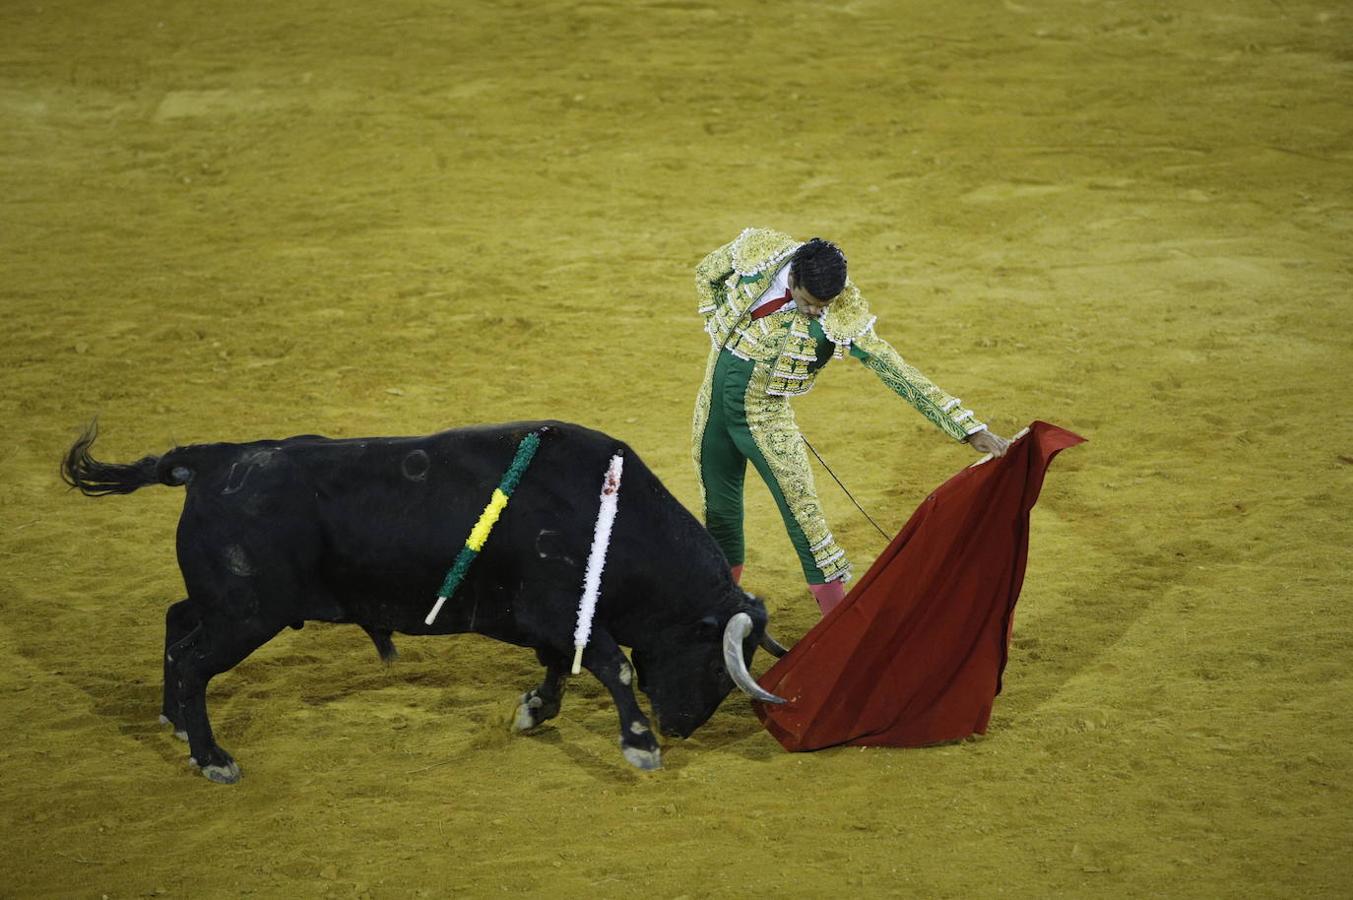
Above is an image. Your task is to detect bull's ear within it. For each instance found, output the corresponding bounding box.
[697,615,720,637]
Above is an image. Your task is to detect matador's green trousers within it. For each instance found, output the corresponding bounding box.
[693,349,849,585]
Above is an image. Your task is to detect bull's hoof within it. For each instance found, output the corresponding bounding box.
[511,690,558,733]
[189,754,242,784]
[622,745,662,771]
[511,692,543,732]
[511,701,539,733]
[158,714,188,742]
[201,760,242,784]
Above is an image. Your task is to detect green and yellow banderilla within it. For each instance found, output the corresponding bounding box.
[424,430,543,626]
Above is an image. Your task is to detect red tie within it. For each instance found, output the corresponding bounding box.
[751,290,793,320]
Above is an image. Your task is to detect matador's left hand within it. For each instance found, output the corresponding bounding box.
[968,430,1010,458]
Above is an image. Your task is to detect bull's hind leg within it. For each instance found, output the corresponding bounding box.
[512,647,569,733]
[159,599,198,741]
[580,630,661,771]
[167,612,282,784]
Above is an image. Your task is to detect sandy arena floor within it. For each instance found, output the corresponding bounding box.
[2,0,1350,896]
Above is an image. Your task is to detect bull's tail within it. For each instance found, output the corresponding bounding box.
[61,420,191,496]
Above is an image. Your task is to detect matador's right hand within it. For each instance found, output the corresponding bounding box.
[967,430,1010,458]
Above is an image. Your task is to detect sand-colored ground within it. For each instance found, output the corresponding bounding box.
[2,0,1350,896]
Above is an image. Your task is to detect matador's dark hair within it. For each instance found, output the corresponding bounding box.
[790,238,847,301]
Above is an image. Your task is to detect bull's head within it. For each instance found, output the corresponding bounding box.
[630,592,787,739]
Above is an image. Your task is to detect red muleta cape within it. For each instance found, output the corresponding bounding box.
[755,421,1084,751]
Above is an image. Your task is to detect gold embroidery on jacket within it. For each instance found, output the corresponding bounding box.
[696,227,985,439]
[743,362,851,583]
[852,326,988,441]
[689,348,720,512]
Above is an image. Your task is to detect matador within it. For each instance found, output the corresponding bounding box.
[692,227,1010,615]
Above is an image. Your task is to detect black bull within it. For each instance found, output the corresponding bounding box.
[62,421,786,783]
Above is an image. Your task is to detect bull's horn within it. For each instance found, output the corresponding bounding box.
[723,612,787,705]
[759,630,789,659]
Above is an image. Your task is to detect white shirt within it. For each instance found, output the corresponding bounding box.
[750,262,796,316]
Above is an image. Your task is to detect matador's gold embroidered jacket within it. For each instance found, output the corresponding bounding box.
[695,227,987,441]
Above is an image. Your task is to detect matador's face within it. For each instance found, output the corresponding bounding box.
[789,276,837,318]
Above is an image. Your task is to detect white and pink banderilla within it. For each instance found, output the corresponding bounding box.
[571,452,624,675]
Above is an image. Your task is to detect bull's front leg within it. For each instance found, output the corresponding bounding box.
[512,647,569,733]
[580,630,661,771]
